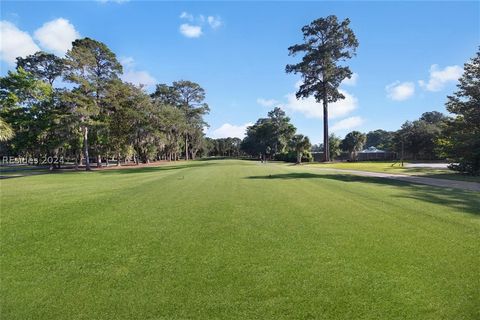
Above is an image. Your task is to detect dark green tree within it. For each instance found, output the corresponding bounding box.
[291,134,311,163]
[63,37,122,170]
[241,107,297,160]
[171,80,210,160]
[441,49,480,174]
[0,68,53,159]
[328,133,342,160]
[420,111,448,125]
[151,84,181,106]
[394,113,447,160]
[366,129,395,151]
[286,15,358,162]
[16,52,64,86]
[341,131,366,161]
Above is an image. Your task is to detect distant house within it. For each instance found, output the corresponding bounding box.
[312,146,397,162]
[358,146,395,161]
[360,146,385,153]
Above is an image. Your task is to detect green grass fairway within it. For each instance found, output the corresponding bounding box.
[1,160,479,319]
[306,161,480,182]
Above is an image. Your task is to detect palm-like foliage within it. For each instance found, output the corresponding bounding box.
[291,134,311,163]
[0,117,14,141]
[341,131,366,161]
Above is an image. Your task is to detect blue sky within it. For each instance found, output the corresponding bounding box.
[1,1,479,144]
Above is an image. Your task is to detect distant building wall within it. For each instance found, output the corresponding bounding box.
[312,151,397,162]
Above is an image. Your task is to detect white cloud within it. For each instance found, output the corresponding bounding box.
[385,81,415,101]
[122,70,156,88]
[256,98,278,108]
[418,64,462,92]
[180,11,194,21]
[0,21,40,65]
[294,79,303,89]
[207,16,222,29]
[342,72,358,86]
[210,122,253,139]
[33,18,80,55]
[178,13,222,38]
[120,56,156,88]
[120,56,135,67]
[331,116,364,132]
[179,24,203,38]
[283,89,358,119]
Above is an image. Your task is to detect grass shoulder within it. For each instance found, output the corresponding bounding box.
[304,161,480,183]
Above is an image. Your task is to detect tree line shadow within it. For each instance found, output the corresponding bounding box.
[95,161,215,175]
[246,173,480,216]
[0,161,215,179]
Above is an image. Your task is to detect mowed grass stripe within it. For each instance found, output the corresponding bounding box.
[1,160,479,319]
[246,163,479,318]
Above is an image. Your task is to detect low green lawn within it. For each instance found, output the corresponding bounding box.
[306,161,480,182]
[1,160,479,319]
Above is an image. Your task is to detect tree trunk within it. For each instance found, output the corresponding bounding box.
[117,152,121,166]
[185,135,189,161]
[83,126,91,171]
[96,154,102,168]
[74,151,79,170]
[323,97,330,162]
[297,152,302,164]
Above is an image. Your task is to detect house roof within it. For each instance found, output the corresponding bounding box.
[360,146,386,153]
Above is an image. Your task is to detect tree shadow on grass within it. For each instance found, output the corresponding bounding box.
[0,170,53,179]
[0,161,215,179]
[246,173,480,216]
[95,161,215,175]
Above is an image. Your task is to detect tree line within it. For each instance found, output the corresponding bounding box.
[240,107,312,163]
[311,111,451,161]
[1,16,478,175]
[309,48,479,175]
[0,38,210,170]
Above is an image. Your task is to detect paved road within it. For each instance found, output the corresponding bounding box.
[304,167,480,192]
[404,163,450,169]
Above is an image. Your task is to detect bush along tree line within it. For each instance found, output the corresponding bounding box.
[0,38,212,170]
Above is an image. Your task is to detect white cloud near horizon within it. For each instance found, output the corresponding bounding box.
[210,122,253,139]
[283,89,358,119]
[34,18,80,55]
[179,23,203,38]
[342,72,359,86]
[256,98,279,108]
[331,116,364,132]
[418,64,462,92]
[385,81,415,101]
[120,56,156,88]
[0,21,40,65]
